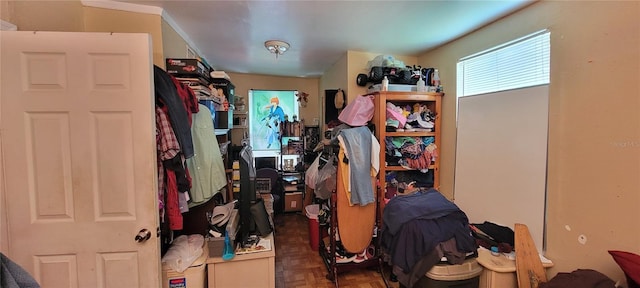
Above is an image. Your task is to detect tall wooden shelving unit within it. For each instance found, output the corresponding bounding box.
[371,91,443,219]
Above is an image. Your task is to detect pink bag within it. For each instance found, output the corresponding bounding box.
[338,95,375,126]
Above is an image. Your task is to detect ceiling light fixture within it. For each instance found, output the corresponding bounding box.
[264,40,290,59]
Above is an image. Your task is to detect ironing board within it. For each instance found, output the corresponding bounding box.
[336,149,376,253]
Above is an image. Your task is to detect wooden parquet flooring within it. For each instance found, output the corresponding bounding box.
[273,212,400,288]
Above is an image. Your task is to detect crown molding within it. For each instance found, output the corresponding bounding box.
[158,9,204,60]
[1,19,17,31]
[81,0,204,60]
[81,0,163,15]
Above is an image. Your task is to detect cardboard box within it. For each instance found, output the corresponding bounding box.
[207,237,225,258]
[284,192,303,212]
[166,58,210,80]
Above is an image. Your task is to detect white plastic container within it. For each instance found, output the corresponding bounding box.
[382,76,389,91]
[431,69,440,87]
[420,258,483,288]
[417,77,426,92]
[426,258,483,281]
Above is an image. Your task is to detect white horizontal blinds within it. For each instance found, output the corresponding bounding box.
[457,30,550,97]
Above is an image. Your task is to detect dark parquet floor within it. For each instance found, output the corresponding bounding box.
[273,212,400,288]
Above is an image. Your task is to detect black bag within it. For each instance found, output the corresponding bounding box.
[249,198,273,236]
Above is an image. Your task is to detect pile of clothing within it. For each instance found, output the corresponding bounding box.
[384,136,438,171]
[385,102,436,132]
[380,188,477,288]
[469,221,515,253]
[384,170,434,200]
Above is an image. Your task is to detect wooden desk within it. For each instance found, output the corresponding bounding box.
[206,233,275,288]
[476,248,553,288]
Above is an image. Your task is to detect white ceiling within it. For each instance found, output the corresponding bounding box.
[108,0,534,78]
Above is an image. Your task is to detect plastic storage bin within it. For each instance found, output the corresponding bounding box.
[401,258,483,288]
[162,243,208,288]
[305,204,320,251]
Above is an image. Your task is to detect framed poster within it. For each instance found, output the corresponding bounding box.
[248,90,299,151]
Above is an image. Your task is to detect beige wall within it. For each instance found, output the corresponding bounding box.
[319,52,348,129]
[418,0,640,282]
[161,20,194,65]
[321,51,416,132]
[1,1,11,22]
[5,1,166,67]
[83,7,164,67]
[345,51,417,103]
[5,0,84,31]
[226,72,320,145]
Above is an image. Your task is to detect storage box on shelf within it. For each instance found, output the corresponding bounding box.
[281,171,303,212]
[166,58,211,81]
[165,58,216,103]
[371,91,443,221]
[284,191,303,212]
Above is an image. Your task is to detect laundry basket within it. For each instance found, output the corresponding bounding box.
[162,239,208,288]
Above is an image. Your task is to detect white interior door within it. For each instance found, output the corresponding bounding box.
[0,31,160,288]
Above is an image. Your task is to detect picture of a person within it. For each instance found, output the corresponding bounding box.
[261,97,285,148]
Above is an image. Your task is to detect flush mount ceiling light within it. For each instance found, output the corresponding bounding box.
[264,40,290,59]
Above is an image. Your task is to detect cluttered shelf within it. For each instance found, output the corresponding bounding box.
[382,92,442,101]
[385,131,436,137]
[384,165,437,171]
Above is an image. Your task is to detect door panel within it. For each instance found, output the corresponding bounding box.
[0,31,160,288]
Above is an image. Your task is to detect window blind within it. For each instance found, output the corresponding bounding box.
[457,30,550,97]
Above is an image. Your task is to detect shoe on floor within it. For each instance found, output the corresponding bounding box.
[335,252,357,263]
[353,246,375,263]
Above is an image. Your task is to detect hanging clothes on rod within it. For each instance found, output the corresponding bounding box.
[185,103,227,208]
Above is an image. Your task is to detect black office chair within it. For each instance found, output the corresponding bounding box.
[255,168,283,215]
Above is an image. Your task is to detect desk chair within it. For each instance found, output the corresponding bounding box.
[256,167,283,216]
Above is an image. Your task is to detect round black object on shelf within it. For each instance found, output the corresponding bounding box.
[356,73,368,86]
